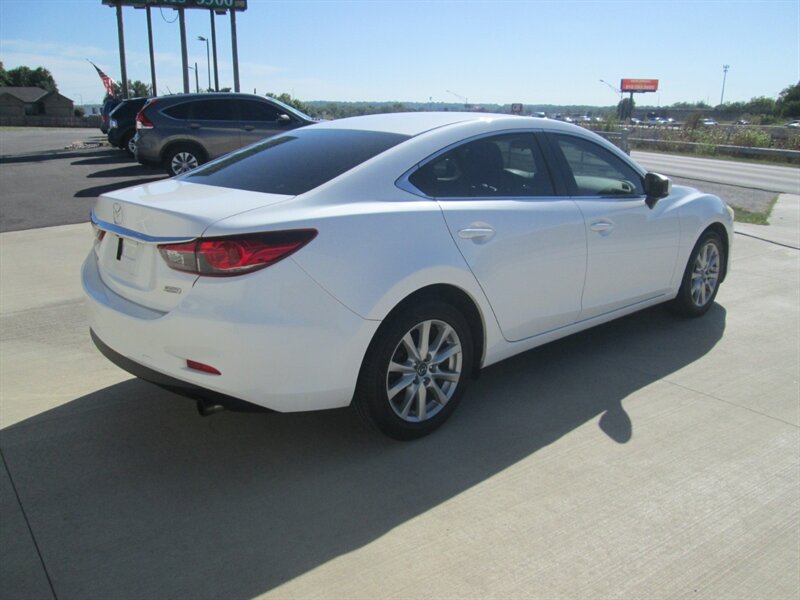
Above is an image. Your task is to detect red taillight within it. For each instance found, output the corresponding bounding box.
[186,360,221,375]
[158,230,317,277]
[136,105,155,129]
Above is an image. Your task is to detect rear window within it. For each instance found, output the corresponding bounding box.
[182,128,410,195]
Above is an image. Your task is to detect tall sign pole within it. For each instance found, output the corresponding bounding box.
[146,5,157,96]
[115,0,128,98]
[211,11,219,92]
[230,8,240,92]
[178,7,189,93]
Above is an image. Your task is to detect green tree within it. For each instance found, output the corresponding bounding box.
[113,80,152,98]
[5,65,58,91]
[776,81,800,118]
[0,62,10,86]
[617,97,634,121]
[266,92,313,116]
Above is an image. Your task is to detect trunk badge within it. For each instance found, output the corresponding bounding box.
[164,286,182,295]
[113,202,124,225]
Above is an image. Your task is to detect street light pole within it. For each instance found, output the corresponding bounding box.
[188,63,199,93]
[720,64,730,105]
[198,36,211,92]
[599,79,622,101]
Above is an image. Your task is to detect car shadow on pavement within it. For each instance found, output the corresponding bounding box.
[0,149,112,165]
[0,305,726,599]
[74,177,168,198]
[71,154,134,167]
[86,165,165,179]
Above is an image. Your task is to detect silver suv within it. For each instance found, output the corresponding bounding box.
[134,93,315,176]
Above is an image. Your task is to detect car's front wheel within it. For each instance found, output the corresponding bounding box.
[668,230,725,317]
[165,144,204,176]
[354,301,474,440]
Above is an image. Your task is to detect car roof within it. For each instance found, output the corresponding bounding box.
[310,112,572,137]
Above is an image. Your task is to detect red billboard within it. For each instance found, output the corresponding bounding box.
[620,78,659,92]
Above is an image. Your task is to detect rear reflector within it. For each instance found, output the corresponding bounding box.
[158,229,317,277]
[186,360,221,375]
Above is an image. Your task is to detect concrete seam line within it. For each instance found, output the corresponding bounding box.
[733,231,800,251]
[0,448,59,600]
[659,379,800,430]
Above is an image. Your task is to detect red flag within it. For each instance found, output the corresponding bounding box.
[88,60,117,97]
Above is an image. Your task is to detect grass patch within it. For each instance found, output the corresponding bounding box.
[730,195,779,225]
[631,145,800,168]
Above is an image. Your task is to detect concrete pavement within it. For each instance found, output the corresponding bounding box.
[1,217,798,598]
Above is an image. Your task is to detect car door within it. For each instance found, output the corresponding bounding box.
[544,133,681,320]
[237,99,297,146]
[405,132,586,342]
[184,98,243,158]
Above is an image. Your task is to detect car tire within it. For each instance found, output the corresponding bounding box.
[667,230,725,317]
[123,132,136,158]
[353,301,474,440]
[164,144,205,176]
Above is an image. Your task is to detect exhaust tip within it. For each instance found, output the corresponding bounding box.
[197,399,226,417]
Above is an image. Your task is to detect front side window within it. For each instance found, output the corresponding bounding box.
[550,134,644,196]
[238,100,281,122]
[408,133,554,198]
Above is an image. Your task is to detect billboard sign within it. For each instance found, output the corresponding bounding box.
[102,0,247,10]
[620,78,659,92]
[510,103,523,115]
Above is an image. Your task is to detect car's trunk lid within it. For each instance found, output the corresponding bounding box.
[93,179,292,311]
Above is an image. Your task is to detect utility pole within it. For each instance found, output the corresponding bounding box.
[720,64,730,105]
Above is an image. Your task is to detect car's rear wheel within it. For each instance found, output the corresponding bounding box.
[165,144,204,176]
[354,301,473,440]
[668,230,724,317]
[123,132,136,158]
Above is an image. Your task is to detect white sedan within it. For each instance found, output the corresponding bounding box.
[83,113,734,439]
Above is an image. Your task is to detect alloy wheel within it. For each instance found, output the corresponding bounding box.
[170,152,199,175]
[385,319,463,422]
[690,241,720,307]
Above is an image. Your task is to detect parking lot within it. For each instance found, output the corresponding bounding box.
[1,129,798,599]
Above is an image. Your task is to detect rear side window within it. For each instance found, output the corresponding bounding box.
[163,102,191,119]
[163,99,237,121]
[183,128,410,195]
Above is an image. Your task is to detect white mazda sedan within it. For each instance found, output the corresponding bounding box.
[83,113,734,439]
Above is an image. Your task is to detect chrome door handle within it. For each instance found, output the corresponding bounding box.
[458,227,495,241]
[590,221,614,234]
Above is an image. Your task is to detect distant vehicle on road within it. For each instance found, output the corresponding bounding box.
[736,119,751,125]
[99,98,121,134]
[701,118,719,126]
[786,120,800,128]
[134,93,316,176]
[108,97,149,157]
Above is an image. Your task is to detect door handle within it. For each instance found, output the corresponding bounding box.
[243,125,254,131]
[189,123,200,129]
[458,227,495,241]
[590,221,614,234]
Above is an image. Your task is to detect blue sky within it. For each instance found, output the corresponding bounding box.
[1,0,798,106]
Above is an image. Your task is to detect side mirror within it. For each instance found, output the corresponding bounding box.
[277,113,292,124]
[644,172,671,208]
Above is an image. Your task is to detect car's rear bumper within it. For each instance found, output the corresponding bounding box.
[82,250,380,413]
[90,329,269,413]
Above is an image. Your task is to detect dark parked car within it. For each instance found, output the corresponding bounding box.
[99,98,121,134]
[108,97,150,157]
[134,93,316,176]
